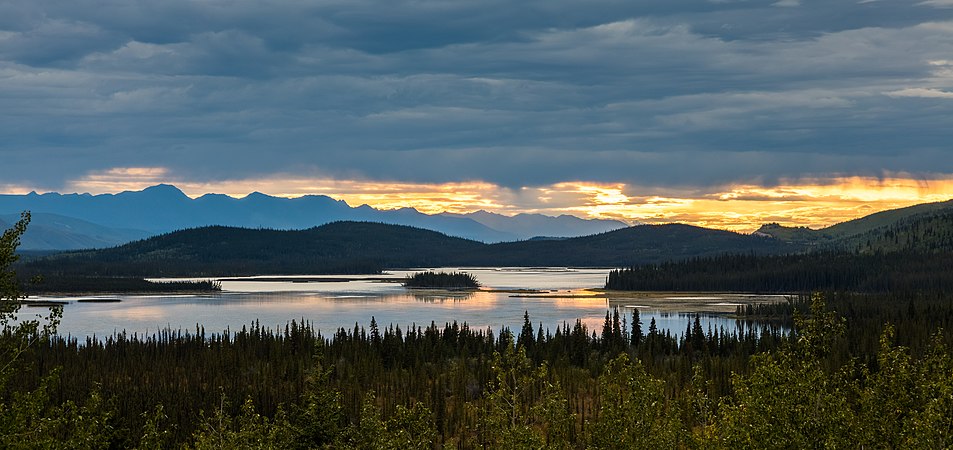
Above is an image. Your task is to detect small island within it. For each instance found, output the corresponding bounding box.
[403,271,479,289]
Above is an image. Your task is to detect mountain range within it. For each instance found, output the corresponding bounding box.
[0,185,626,249]
[17,197,953,278]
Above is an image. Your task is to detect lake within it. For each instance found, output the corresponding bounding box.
[23,267,788,341]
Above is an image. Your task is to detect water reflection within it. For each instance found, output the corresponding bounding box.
[33,268,787,341]
[632,309,787,340]
[409,290,476,303]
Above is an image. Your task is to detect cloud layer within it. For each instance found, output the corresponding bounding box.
[2,0,953,192]
[58,168,953,232]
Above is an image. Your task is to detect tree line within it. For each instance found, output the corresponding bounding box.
[5,212,953,447]
[4,290,953,448]
[606,250,953,293]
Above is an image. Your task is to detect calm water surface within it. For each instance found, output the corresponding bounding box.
[26,268,778,341]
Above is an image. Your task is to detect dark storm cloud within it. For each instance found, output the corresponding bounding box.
[1,0,953,189]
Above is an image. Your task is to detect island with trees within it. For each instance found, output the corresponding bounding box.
[403,271,480,289]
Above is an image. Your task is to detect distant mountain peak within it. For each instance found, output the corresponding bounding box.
[196,193,231,200]
[143,183,183,193]
[137,184,189,198]
[299,194,343,203]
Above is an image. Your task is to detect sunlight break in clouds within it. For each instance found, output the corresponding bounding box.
[0,183,35,196]
[66,168,510,214]
[68,167,173,193]
[62,168,953,233]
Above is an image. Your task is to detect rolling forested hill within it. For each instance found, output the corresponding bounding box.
[22,222,483,277]
[755,199,953,248]
[841,207,953,254]
[19,221,792,276]
[467,223,791,267]
[608,200,953,293]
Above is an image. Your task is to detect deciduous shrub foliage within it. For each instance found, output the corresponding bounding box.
[3,217,953,448]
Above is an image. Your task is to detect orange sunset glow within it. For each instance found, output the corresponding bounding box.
[60,167,953,232]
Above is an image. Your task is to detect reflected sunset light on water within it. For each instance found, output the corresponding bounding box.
[31,268,778,342]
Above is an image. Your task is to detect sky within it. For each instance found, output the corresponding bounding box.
[2,0,953,231]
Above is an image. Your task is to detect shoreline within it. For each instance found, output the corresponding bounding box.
[24,289,222,297]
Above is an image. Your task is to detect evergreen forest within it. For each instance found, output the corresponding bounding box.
[5,210,953,448]
[404,271,480,289]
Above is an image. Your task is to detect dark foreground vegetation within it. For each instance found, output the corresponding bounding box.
[404,271,480,289]
[5,207,953,448]
[5,292,953,448]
